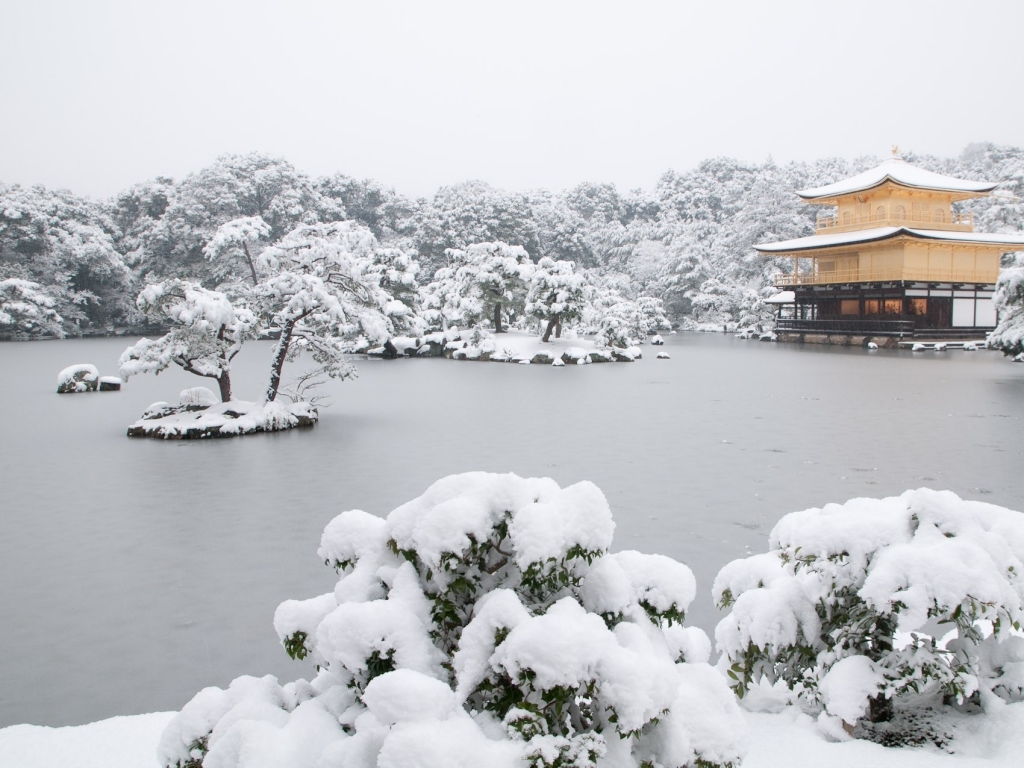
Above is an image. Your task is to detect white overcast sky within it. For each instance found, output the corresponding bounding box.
[1,0,1021,200]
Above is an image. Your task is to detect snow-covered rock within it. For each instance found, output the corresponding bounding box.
[98,376,122,391]
[912,343,928,351]
[56,364,98,393]
[651,335,664,345]
[657,352,670,359]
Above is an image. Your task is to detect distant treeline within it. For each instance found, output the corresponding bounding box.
[1,143,1022,338]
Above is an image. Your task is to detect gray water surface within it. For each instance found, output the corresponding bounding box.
[1,333,1022,727]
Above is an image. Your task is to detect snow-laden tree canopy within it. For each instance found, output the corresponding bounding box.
[158,473,744,768]
[202,216,272,285]
[527,257,591,342]
[584,273,670,348]
[0,278,63,339]
[118,279,258,402]
[714,489,1024,727]
[423,242,532,333]
[255,221,397,402]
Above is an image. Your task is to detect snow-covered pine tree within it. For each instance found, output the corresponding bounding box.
[118,279,258,402]
[438,242,533,333]
[526,257,591,342]
[254,221,395,402]
[158,473,744,768]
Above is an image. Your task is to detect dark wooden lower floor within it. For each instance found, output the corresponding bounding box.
[775,281,996,337]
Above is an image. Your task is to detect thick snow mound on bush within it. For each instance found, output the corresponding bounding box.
[715,488,1024,725]
[160,472,743,768]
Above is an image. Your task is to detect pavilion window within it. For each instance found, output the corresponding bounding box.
[884,299,902,314]
[908,298,927,315]
[840,299,859,315]
[875,205,886,221]
[842,211,851,225]
[895,205,906,220]
[864,299,881,315]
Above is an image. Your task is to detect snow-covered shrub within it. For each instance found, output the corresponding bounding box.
[714,489,1024,727]
[159,473,743,768]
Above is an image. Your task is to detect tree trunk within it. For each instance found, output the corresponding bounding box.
[265,321,294,403]
[216,371,232,402]
[542,313,560,343]
[243,242,260,285]
[554,316,562,338]
[494,302,504,333]
[868,693,893,723]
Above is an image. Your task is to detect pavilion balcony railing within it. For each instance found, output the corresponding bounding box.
[815,211,973,233]
[774,267,998,287]
[775,318,915,336]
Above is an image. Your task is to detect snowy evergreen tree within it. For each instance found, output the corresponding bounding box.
[118,279,258,402]
[254,221,395,402]
[203,216,272,286]
[0,183,131,333]
[158,473,744,768]
[988,266,1024,359]
[0,278,63,339]
[426,242,533,333]
[526,257,590,342]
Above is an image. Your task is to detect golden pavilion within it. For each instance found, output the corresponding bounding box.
[756,156,1024,339]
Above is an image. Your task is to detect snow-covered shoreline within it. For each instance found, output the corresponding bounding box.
[368,328,651,364]
[5,702,1022,768]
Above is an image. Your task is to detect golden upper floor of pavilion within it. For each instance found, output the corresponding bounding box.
[755,158,1024,287]
[799,158,996,235]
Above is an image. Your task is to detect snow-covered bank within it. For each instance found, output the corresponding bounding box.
[4,703,1022,768]
[0,712,174,768]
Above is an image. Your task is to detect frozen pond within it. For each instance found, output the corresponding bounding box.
[2,333,1022,727]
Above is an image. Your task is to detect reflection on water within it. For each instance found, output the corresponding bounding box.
[1,334,1021,726]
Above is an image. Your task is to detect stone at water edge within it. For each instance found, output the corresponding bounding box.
[656,352,670,359]
[611,348,636,362]
[651,334,665,345]
[530,351,555,365]
[98,376,122,391]
[56,364,99,393]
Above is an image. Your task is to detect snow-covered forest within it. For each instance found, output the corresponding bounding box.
[3,143,1023,342]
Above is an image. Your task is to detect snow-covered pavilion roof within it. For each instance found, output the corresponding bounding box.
[755,226,1024,254]
[765,291,795,304]
[796,159,998,201]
